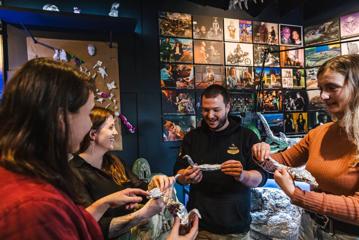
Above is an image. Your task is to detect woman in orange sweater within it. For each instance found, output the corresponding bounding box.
[252,54,359,239]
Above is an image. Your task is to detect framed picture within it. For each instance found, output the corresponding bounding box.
[194,65,225,89]
[160,37,193,63]
[160,63,194,89]
[193,40,224,65]
[308,110,332,129]
[225,66,254,89]
[306,67,319,89]
[239,20,253,43]
[224,18,240,42]
[307,90,325,110]
[257,90,282,112]
[292,112,308,134]
[305,43,341,67]
[161,90,195,114]
[254,67,281,89]
[304,18,339,46]
[253,44,280,67]
[340,12,359,39]
[193,15,223,41]
[258,113,284,135]
[279,24,303,46]
[282,68,305,89]
[283,90,308,112]
[341,37,359,55]
[225,42,253,66]
[280,46,304,68]
[159,12,192,38]
[230,92,256,113]
[253,21,279,45]
[163,115,196,142]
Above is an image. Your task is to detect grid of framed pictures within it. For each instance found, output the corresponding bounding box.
[159,10,359,142]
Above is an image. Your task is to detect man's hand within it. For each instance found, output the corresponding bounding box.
[177,166,203,185]
[166,215,199,240]
[149,175,176,191]
[221,160,243,181]
[251,142,271,162]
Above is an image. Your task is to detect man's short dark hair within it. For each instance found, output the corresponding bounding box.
[201,84,230,105]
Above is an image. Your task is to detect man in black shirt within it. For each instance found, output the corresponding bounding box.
[174,85,267,239]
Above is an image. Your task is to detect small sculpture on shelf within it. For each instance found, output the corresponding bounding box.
[108,2,120,17]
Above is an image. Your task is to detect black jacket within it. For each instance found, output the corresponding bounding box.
[174,117,267,234]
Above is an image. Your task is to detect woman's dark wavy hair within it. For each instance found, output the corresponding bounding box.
[79,107,129,185]
[0,58,93,200]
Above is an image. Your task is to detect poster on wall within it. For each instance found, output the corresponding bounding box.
[160,37,193,63]
[26,37,122,150]
[253,21,279,45]
[239,20,253,43]
[341,37,359,55]
[225,66,254,89]
[193,40,224,64]
[225,42,253,66]
[282,69,305,89]
[160,63,194,89]
[340,12,359,39]
[230,92,256,113]
[279,46,304,68]
[257,90,282,112]
[305,43,341,67]
[279,24,303,46]
[159,12,192,38]
[258,113,284,135]
[162,115,196,142]
[193,15,223,41]
[194,65,225,89]
[308,111,332,129]
[253,44,280,67]
[224,18,240,42]
[284,112,308,134]
[161,90,195,114]
[254,67,281,89]
[307,90,325,110]
[283,90,308,112]
[304,18,339,46]
[306,67,319,89]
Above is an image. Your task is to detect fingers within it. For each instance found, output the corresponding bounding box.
[125,188,149,197]
[252,142,271,161]
[191,171,203,183]
[187,215,199,238]
[171,217,180,235]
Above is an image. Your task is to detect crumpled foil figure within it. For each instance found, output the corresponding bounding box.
[43,4,60,12]
[148,187,201,225]
[257,156,318,188]
[182,154,221,171]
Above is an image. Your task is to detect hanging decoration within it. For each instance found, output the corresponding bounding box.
[229,0,264,10]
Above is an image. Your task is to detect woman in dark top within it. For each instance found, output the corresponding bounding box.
[296,113,306,133]
[70,107,174,240]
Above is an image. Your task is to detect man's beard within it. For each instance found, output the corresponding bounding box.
[206,113,228,131]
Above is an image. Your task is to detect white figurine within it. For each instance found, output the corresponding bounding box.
[98,66,108,79]
[109,2,120,17]
[87,44,96,56]
[43,4,60,12]
[106,81,117,91]
[59,49,68,62]
[73,6,81,14]
[53,49,60,61]
[93,60,103,69]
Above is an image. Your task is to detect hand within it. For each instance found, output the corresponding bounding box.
[139,198,165,219]
[221,160,243,181]
[177,166,203,185]
[149,175,176,191]
[103,188,147,209]
[252,142,271,162]
[166,215,199,240]
[274,168,296,198]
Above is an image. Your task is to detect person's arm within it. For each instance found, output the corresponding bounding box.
[107,198,165,238]
[274,168,359,226]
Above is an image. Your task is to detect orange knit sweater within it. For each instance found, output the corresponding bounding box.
[272,122,359,225]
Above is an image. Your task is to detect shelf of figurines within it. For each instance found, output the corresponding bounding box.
[0,6,137,34]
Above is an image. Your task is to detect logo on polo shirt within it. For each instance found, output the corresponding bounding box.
[227,144,240,154]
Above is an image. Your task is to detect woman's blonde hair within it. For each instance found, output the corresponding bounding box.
[317,54,359,162]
